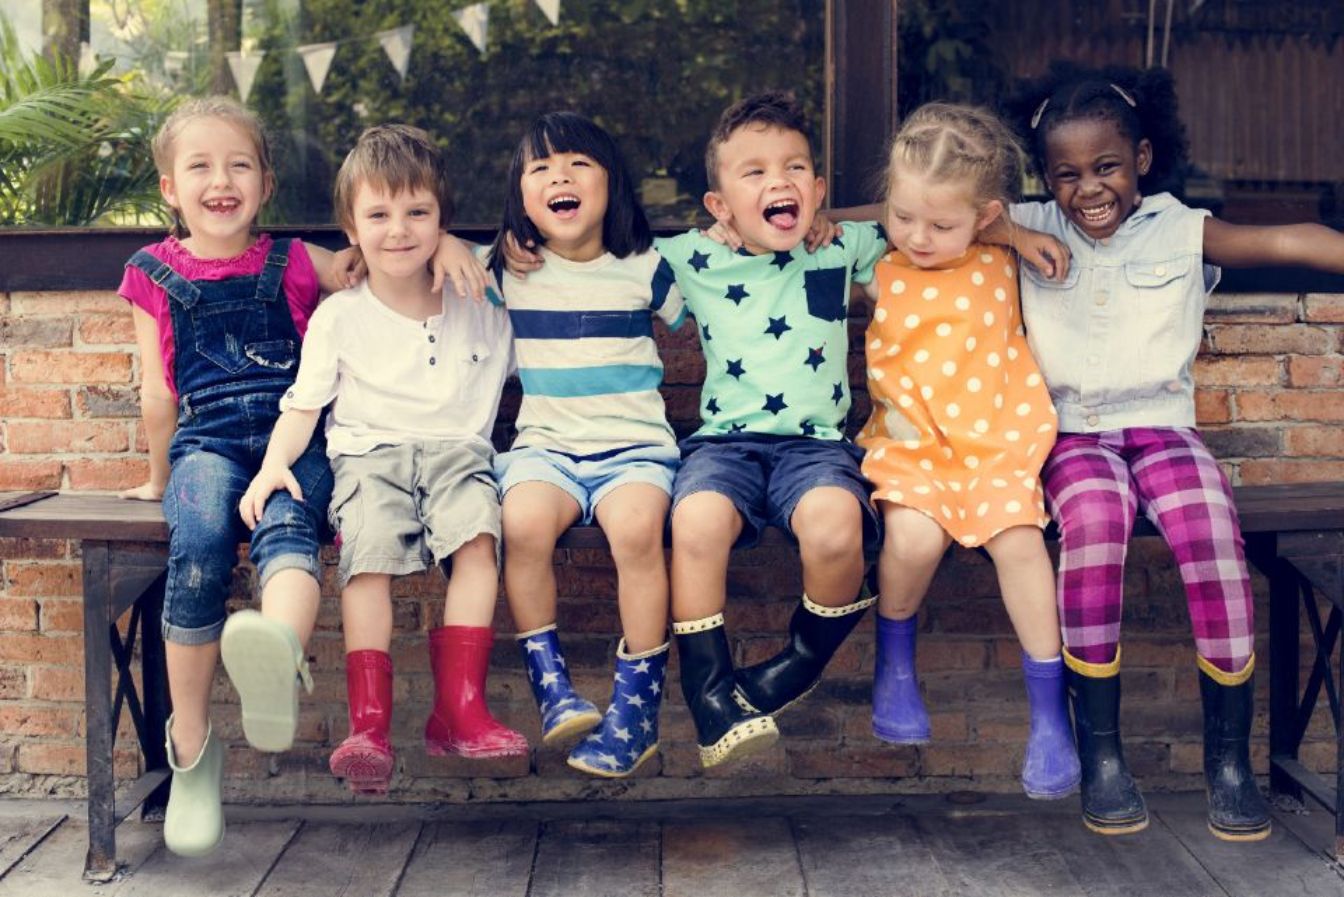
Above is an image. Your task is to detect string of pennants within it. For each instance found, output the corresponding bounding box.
[202,0,563,103]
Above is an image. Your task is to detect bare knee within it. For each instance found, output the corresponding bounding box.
[984,526,1049,569]
[502,507,560,562]
[793,489,863,565]
[672,495,738,561]
[882,511,949,569]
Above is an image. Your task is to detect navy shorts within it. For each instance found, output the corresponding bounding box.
[671,433,880,550]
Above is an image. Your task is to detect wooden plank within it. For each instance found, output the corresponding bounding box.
[253,821,420,897]
[395,820,536,897]
[527,819,660,897]
[1155,805,1344,897]
[0,816,64,880]
[1013,807,1219,897]
[910,810,1083,896]
[110,820,299,897]
[662,817,804,897]
[794,813,952,897]
[0,817,160,897]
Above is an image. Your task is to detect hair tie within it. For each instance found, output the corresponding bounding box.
[1029,98,1050,130]
[1109,83,1137,107]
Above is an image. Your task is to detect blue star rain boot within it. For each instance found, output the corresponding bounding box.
[519,624,602,746]
[569,639,670,777]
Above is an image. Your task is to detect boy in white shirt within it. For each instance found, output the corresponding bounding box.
[240,124,522,795]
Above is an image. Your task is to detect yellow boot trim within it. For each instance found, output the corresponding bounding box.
[802,592,876,617]
[1196,653,1254,686]
[672,613,725,635]
[1063,646,1121,678]
[699,715,779,768]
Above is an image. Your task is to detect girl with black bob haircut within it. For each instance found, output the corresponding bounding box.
[488,110,651,273]
[1004,61,1344,844]
[485,110,686,779]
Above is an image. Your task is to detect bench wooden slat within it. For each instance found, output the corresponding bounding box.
[3,483,1343,547]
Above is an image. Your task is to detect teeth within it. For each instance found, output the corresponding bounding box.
[766,200,796,211]
[1078,202,1113,222]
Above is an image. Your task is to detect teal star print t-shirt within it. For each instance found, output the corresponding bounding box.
[654,222,886,441]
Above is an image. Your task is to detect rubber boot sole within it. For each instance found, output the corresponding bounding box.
[425,735,529,760]
[220,610,302,753]
[1208,819,1272,842]
[541,708,603,748]
[329,740,394,795]
[1083,812,1150,836]
[699,717,779,768]
[568,743,659,778]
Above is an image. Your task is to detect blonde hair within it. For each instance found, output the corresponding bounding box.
[884,103,1025,212]
[151,97,273,237]
[332,124,454,233]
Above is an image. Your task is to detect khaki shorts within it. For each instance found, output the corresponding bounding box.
[329,438,501,588]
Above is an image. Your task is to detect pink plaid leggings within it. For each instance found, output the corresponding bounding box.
[1041,427,1253,673]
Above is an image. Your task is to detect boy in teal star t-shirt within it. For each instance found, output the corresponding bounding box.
[663,92,883,770]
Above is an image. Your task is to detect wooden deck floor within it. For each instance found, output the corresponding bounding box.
[0,792,1339,896]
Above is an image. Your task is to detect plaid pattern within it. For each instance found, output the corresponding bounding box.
[1042,427,1253,673]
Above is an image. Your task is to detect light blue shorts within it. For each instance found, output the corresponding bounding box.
[494,443,680,524]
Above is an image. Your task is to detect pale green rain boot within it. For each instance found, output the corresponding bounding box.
[163,715,224,857]
[220,609,313,752]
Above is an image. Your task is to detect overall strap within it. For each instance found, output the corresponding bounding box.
[127,249,201,308]
[254,238,292,304]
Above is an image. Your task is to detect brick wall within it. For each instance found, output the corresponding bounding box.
[0,288,1340,802]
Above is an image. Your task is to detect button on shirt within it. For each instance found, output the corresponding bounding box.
[280,279,514,457]
[1010,193,1219,433]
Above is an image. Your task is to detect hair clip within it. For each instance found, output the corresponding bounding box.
[1029,98,1050,130]
[1109,83,1137,107]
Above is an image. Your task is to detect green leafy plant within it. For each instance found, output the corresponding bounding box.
[0,13,175,226]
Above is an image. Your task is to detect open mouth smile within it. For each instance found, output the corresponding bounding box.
[547,194,581,219]
[203,197,240,214]
[763,198,799,230]
[1075,201,1116,226]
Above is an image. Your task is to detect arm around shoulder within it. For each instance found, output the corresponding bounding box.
[1203,217,1344,273]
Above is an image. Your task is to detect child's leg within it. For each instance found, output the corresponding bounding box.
[442,533,499,626]
[568,479,673,778]
[501,479,600,746]
[222,441,332,752]
[160,449,246,857]
[594,482,670,651]
[1042,434,1146,834]
[330,573,396,793]
[871,503,950,744]
[1127,427,1268,841]
[502,482,581,633]
[984,525,1080,799]
[733,441,880,716]
[668,438,777,767]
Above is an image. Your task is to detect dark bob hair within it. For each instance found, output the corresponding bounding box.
[488,112,651,275]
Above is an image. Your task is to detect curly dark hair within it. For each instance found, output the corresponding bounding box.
[1007,62,1189,197]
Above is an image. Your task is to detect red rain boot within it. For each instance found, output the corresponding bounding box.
[328,650,395,794]
[424,625,529,759]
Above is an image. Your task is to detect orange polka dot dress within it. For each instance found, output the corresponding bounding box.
[857,244,1058,547]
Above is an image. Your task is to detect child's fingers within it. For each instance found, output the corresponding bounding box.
[239,490,259,530]
[431,267,446,295]
[284,471,304,504]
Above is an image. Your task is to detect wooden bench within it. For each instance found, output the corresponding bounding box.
[2,483,1343,877]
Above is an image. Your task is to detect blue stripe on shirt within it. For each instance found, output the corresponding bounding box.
[509,308,652,340]
[517,364,663,397]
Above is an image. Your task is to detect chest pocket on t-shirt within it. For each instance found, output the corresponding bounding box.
[804,267,848,322]
[579,310,651,360]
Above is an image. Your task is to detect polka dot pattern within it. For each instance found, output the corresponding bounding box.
[858,244,1058,546]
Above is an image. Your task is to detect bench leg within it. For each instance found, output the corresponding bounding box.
[81,541,122,882]
[139,576,171,821]
[1267,550,1303,805]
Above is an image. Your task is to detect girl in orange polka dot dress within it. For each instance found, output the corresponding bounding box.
[857,103,1080,799]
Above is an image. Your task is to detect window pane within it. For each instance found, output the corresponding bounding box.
[1,0,827,228]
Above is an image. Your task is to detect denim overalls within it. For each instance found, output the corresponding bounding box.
[128,240,333,646]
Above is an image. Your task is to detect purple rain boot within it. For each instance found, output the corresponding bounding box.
[871,615,931,743]
[1021,651,1082,799]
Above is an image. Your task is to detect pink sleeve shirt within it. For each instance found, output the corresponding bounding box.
[117,234,320,399]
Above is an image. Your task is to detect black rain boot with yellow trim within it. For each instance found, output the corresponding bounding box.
[674,614,778,768]
[1066,648,1148,835]
[1199,654,1272,842]
[733,591,875,715]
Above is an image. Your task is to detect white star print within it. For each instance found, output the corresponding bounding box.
[596,753,618,768]
[614,672,626,684]
[640,719,653,733]
[524,639,547,654]
[625,693,646,708]
[539,671,560,688]
[632,659,651,675]
[649,682,661,695]
[614,727,632,742]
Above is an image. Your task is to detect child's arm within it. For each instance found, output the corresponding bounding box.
[1203,219,1344,272]
[429,233,490,301]
[979,216,1070,280]
[305,242,364,293]
[500,233,545,279]
[120,307,176,501]
[238,408,322,529]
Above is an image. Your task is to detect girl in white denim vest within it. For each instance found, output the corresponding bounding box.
[1011,62,1344,843]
